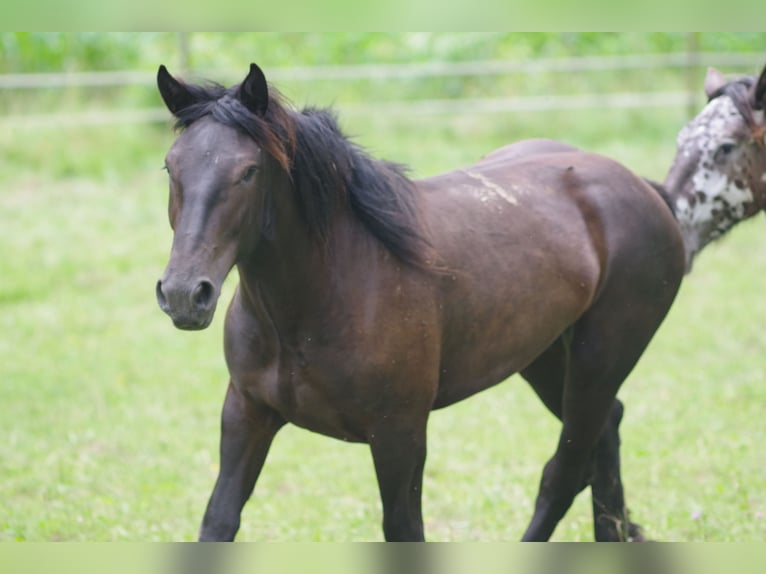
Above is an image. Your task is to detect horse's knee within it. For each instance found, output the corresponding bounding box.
[524,454,588,540]
[542,450,593,500]
[609,399,624,427]
[597,399,624,453]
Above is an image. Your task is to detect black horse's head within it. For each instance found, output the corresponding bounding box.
[155,63,435,329]
[155,64,278,330]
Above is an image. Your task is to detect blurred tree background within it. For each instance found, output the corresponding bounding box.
[2,32,765,183]
[2,32,765,72]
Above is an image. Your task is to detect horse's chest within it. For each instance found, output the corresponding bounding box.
[243,350,368,442]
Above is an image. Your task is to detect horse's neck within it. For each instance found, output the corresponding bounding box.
[668,187,755,272]
[240,214,315,314]
[237,194,362,331]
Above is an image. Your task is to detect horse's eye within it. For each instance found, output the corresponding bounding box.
[240,165,258,183]
[716,142,735,157]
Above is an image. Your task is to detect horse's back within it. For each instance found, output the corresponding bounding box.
[422,144,681,268]
[479,138,580,164]
[420,144,680,273]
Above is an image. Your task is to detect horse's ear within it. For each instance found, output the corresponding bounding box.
[157,65,197,116]
[237,63,269,116]
[704,67,727,99]
[754,62,766,110]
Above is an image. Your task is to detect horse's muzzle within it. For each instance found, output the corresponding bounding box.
[156,276,218,330]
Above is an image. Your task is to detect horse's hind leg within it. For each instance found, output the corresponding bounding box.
[198,381,285,541]
[590,398,640,541]
[521,342,641,541]
[521,286,671,541]
[521,342,629,541]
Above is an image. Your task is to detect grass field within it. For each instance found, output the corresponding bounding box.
[1,99,764,542]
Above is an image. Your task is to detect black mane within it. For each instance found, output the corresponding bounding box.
[171,82,434,270]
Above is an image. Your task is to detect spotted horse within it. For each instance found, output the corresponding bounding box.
[662,63,766,271]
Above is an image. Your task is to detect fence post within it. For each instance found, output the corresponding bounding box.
[178,33,191,75]
[685,32,701,118]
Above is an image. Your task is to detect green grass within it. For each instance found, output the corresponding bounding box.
[1,106,764,542]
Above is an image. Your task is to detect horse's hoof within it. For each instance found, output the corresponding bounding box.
[628,522,649,542]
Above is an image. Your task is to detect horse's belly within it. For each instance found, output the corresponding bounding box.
[280,394,370,443]
[433,305,580,409]
[433,245,598,408]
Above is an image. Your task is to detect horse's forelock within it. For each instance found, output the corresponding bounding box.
[709,77,765,134]
[174,84,295,173]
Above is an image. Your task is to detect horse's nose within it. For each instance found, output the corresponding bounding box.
[156,278,215,313]
[156,279,170,313]
[191,279,215,312]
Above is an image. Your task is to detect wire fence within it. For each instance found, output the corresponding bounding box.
[2,51,765,130]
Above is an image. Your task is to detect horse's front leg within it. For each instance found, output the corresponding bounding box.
[369,417,429,541]
[198,380,285,541]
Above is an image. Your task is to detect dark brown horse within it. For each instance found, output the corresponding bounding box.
[155,63,685,541]
[662,63,766,270]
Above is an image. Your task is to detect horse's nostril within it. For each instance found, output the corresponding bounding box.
[192,280,215,310]
[156,279,169,311]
